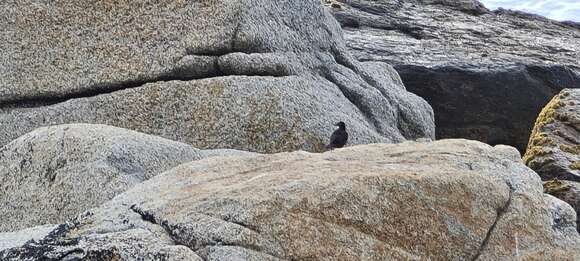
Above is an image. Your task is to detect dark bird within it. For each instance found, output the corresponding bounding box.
[326,121,348,150]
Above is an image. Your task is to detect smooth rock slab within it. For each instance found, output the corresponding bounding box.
[2,140,578,260]
[0,124,250,232]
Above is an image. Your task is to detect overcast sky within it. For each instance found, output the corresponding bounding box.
[479,0,580,21]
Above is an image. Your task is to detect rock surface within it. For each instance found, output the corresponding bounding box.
[328,0,580,151]
[524,89,580,181]
[0,225,57,252]
[544,179,580,232]
[2,140,578,260]
[0,0,434,152]
[0,124,249,232]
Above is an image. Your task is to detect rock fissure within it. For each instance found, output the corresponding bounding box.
[129,204,202,256]
[471,185,514,261]
[128,204,287,260]
[129,204,159,226]
[0,74,200,112]
[0,53,294,112]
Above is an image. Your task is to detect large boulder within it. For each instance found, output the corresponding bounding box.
[524,89,580,181]
[0,124,249,232]
[2,140,578,260]
[328,0,580,152]
[0,0,434,152]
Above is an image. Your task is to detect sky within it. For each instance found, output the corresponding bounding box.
[479,0,580,21]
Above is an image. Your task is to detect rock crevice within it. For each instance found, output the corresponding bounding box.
[472,186,513,261]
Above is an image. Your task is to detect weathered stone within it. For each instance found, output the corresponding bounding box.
[328,0,580,151]
[544,179,580,232]
[493,144,522,163]
[0,124,250,232]
[0,225,57,252]
[524,89,580,181]
[0,222,203,261]
[2,140,578,260]
[0,0,435,152]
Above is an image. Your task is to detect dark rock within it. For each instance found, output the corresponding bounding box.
[396,65,580,152]
[328,0,580,151]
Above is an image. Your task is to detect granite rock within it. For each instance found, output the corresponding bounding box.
[0,124,250,232]
[0,0,435,152]
[2,140,578,260]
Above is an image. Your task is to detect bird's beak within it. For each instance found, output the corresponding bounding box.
[334,122,339,126]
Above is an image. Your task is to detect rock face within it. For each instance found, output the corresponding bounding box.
[2,140,578,260]
[0,225,57,252]
[328,0,580,151]
[524,89,580,181]
[0,0,434,152]
[544,179,580,232]
[0,124,250,232]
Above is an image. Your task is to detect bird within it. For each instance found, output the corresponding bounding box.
[326,121,348,150]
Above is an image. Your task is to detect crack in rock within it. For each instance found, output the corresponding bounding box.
[471,185,514,261]
[0,52,292,112]
[128,204,286,260]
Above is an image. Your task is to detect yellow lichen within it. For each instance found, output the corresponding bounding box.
[523,95,563,165]
[571,161,580,170]
[523,147,553,165]
[322,0,343,9]
[560,144,580,155]
[532,98,561,133]
[530,133,554,147]
[543,179,572,194]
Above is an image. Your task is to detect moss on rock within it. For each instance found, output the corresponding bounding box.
[571,162,580,170]
[524,89,580,181]
[543,179,572,194]
[560,144,580,155]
